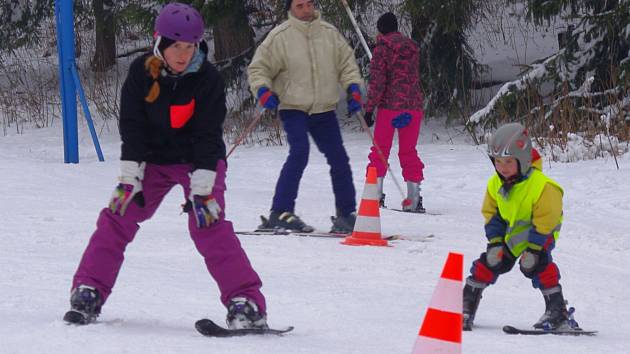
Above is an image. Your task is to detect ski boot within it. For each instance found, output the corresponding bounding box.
[63,285,101,325]
[377,177,386,208]
[259,211,314,233]
[401,181,425,213]
[226,297,268,330]
[330,210,356,234]
[463,280,485,331]
[534,286,571,330]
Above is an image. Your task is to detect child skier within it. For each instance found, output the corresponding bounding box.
[364,12,425,212]
[463,123,574,331]
[64,3,268,330]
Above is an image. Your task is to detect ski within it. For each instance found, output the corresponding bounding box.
[385,234,435,242]
[502,325,597,336]
[195,319,294,337]
[236,230,348,238]
[383,207,442,216]
[63,310,97,325]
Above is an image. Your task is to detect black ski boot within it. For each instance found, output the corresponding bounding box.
[330,211,356,234]
[463,281,485,331]
[259,211,314,233]
[534,287,570,330]
[63,285,101,325]
[226,297,268,330]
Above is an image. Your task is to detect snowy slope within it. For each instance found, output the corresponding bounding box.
[0,121,628,353]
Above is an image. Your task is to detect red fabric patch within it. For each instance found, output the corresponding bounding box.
[170,99,195,128]
[473,261,495,284]
[538,263,560,288]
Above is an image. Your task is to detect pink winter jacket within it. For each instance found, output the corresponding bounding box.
[365,32,423,113]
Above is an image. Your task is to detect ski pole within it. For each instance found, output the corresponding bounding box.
[340,0,372,60]
[354,111,406,200]
[226,108,266,159]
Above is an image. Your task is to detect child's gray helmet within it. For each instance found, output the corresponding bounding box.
[487,123,532,175]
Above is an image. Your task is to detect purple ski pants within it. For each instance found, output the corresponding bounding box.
[366,108,425,183]
[71,161,266,314]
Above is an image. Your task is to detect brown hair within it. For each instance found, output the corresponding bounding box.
[144,56,163,103]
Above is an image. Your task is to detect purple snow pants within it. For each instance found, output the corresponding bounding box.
[72,160,266,314]
[367,108,425,183]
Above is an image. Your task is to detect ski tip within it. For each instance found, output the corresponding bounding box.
[502,325,519,334]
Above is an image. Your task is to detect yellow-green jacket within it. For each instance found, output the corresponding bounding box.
[247,11,363,115]
[482,163,563,256]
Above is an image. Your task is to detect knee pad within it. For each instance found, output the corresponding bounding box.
[482,245,516,274]
[520,249,549,277]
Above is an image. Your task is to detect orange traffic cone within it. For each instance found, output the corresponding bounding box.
[412,252,463,353]
[342,167,388,247]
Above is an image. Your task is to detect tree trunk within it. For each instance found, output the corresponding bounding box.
[212,6,254,62]
[91,0,116,72]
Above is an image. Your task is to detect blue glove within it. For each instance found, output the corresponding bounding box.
[346,84,362,115]
[191,194,222,228]
[391,112,412,128]
[257,87,279,110]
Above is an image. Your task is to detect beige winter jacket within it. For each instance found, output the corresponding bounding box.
[248,11,363,115]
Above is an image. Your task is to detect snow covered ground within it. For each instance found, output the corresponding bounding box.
[0,120,628,353]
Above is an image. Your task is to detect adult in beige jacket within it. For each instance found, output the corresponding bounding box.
[248,0,364,234]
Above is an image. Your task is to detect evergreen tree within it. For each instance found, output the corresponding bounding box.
[469,0,630,142]
[0,0,53,51]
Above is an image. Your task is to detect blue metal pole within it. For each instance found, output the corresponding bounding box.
[70,64,104,161]
[56,0,79,163]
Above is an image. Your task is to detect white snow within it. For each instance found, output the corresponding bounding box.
[1,120,629,353]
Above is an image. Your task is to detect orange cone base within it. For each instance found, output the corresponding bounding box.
[341,235,389,247]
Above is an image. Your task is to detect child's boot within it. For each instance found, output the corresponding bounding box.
[402,181,425,213]
[226,297,268,330]
[63,285,102,325]
[377,177,385,207]
[534,286,569,330]
[463,280,485,331]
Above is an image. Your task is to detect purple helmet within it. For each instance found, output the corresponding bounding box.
[154,3,205,43]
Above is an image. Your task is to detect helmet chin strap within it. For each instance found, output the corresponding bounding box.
[153,35,165,61]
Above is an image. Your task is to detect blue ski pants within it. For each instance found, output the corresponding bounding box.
[271,110,356,216]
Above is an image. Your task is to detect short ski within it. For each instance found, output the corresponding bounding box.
[63,310,97,325]
[195,319,294,337]
[236,230,348,238]
[502,325,597,336]
[385,234,435,242]
[384,207,442,216]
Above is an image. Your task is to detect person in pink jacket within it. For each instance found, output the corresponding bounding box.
[364,12,425,212]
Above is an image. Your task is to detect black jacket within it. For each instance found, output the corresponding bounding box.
[119,43,226,171]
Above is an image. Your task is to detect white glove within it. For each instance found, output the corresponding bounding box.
[109,161,146,216]
[189,169,222,228]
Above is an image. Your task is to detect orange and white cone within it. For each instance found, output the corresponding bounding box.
[412,252,463,353]
[342,166,388,247]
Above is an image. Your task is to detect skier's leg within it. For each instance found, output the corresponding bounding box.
[519,237,568,328]
[183,160,266,315]
[464,244,517,329]
[72,164,175,304]
[367,108,396,178]
[271,110,310,213]
[397,109,424,183]
[309,110,356,216]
